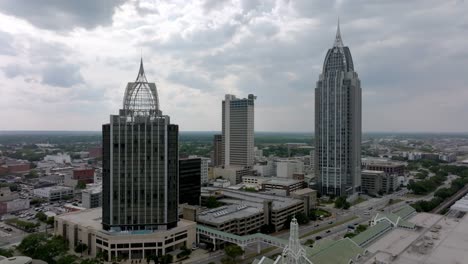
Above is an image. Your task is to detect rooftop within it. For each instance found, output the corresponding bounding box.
[202,187,303,211]
[197,203,262,224]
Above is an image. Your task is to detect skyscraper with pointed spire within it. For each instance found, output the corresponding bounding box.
[102,59,179,231]
[315,20,362,197]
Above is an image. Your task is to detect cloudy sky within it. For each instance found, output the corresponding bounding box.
[0,0,467,132]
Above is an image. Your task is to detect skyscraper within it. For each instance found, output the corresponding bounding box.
[178,157,201,205]
[315,21,362,197]
[102,59,179,231]
[212,134,223,167]
[222,94,256,167]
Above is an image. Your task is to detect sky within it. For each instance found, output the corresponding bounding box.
[0,0,467,132]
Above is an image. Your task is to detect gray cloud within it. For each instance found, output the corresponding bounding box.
[0,31,15,55]
[41,64,84,87]
[0,0,125,30]
[1,0,468,131]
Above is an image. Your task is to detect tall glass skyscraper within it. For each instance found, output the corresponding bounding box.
[315,22,362,197]
[102,59,179,231]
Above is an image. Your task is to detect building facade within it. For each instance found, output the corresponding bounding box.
[102,59,178,231]
[212,134,223,167]
[315,22,362,197]
[33,186,74,201]
[179,158,201,206]
[222,94,256,167]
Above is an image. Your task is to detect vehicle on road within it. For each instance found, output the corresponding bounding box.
[315,236,322,240]
[328,221,333,224]
[347,225,355,229]
[326,230,331,233]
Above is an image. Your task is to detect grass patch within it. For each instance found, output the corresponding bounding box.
[299,216,358,239]
[387,198,403,205]
[352,197,367,206]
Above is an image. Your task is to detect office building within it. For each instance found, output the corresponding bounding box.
[102,59,178,231]
[33,186,74,201]
[200,187,305,231]
[179,157,201,205]
[55,60,196,262]
[315,21,362,197]
[213,166,251,185]
[222,94,256,167]
[361,158,404,176]
[212,134,223,167]
[361,170,399,195]
[82,184,102,209]
[276,159,304,178]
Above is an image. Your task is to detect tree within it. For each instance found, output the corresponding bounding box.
[76,180,87,189]
[304,239,315,246]
[356,225,367,233]
[206,196,221,208]
[334,196,350,209]
[0,248,13,257]
[260,224,276,234]
[57,254,79,264]
[75,242,89,254]
[36,211,47,222]
[46,216,55,226]
[224,244,244,263]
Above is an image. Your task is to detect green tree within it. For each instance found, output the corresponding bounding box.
[334,196,350,209]
[260,223,276,234]
[206,196,221,208]
[356,225,367,233]
[36,211,47,222]
[223,244,244,263]
[0,248,14,257]
[57,254,79,264]
[76,180,87,189]
[75,242,88,254]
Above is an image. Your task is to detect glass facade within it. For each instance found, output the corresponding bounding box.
[102,60,178,231]
[315,26,362,197]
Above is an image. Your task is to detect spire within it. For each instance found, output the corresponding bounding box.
[333,17,344,48]
[281,217,313,264]
[136,57,148,83]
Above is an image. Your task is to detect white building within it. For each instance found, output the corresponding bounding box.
[44,153,72,164]
[33,186,74,201]
[276,159,304,178]
[82,184,102,209]
[253,160,276,177]
[222,94,256,167]
[189,156,210,185]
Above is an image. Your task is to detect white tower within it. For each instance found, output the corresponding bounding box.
[282,217,313,264]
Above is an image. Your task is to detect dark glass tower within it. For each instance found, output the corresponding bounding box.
[178,157,201,205]
[102,59,178,231]
[315,21,362,197]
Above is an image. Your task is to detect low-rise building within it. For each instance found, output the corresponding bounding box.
[361,170,398,195]
[82,184,102,209]
[362,158,405,176]
[54,208,196,262]
[213,166,250,185]
[33,186,73,201]
[200,187,305,231]
[276,159,304,178]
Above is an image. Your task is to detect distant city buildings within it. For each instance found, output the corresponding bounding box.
[315,21,362,197]
[222,94,256,167]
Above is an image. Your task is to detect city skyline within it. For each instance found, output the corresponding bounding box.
[0,1,467,132]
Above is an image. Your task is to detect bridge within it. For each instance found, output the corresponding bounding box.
[196,225,288,253]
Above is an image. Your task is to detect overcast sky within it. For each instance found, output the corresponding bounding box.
[0,0,467,132]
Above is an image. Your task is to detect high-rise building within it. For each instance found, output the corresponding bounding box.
[102,59,179,231]
[212,134,223,167]
[315,21,362,197]
[179,157,201,205]
[222,94,256,167]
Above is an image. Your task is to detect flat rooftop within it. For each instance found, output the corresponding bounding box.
[56,207,195,236]
[197,204,262,224]
[362,212,468,264]
[202,187,303,211]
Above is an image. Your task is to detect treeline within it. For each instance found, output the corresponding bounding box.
[410,164,468,212]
